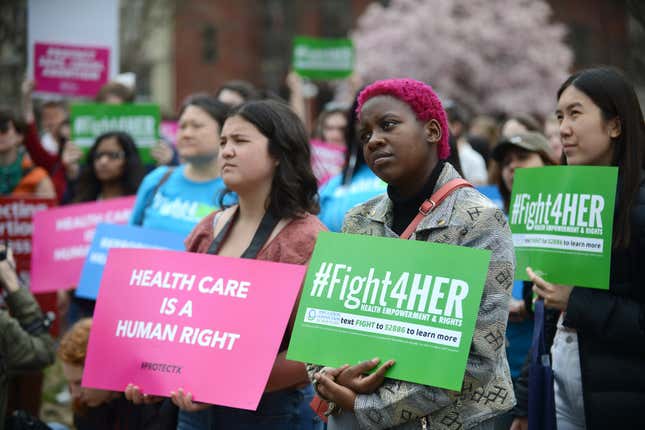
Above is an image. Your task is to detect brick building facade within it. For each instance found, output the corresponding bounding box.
[170,0,636,113]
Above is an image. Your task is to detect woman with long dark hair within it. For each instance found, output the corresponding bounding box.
[62,131,146,323]
[127,100,325,430]
[174,100,324,429]
[73,131,145,202]
[511,67,645,430]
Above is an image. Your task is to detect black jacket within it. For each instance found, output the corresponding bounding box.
[74,397,177,430]
[514,173,645,429]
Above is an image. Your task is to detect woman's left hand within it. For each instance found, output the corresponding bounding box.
[151,140,174,166]
[170,388,211,412]
[527,267,573,311]
[125,384,164,404]
[314,369,357,412]
[335,358,394,394]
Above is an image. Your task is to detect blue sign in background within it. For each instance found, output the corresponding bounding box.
[476,185,503,211]
[76,223,186,299]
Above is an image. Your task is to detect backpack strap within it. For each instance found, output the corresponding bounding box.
[133,167,175,226]
[399,178,473,240]
[206,207,280,259]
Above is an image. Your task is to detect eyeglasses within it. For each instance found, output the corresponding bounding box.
[93,150,125,161]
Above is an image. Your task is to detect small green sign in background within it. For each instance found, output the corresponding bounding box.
[287,232,491,391]
[292,36,354,80]
[71,103,160,165]
[509,166,617,289]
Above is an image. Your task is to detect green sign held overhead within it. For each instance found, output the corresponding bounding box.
[292,36,354,80]
[509,166,618,289]
[71,103,160,165]
[287,232,491,391]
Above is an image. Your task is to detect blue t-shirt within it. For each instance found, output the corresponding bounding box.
[318,164,387,232]
[129,165,235,237]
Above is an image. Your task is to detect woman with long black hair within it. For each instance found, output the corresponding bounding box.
[72,131,145,203]
[511,67,645,430]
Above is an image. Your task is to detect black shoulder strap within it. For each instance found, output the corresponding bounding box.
[206,208,280,259]
[133,167,175,226]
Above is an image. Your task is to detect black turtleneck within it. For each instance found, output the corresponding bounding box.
[387,161,445,236]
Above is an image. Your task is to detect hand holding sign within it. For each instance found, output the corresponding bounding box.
[170,388,210,412]
[527,267,573,311]
[124,384,164,405]
[151,140,173,166]
[61,142,84,179]
[0,247,20,293]
[314,370,357,412]
[334,358,395,394]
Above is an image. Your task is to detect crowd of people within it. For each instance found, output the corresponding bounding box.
[1,65,643,430]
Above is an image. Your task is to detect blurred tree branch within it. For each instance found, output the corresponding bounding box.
[0,0,27,107]
[120,0,179,96]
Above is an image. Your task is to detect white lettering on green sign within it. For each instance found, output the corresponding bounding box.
[74,115,156,137]
[310,263,468,319]
[511,192,604,233]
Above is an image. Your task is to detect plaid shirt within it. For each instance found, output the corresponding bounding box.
[308,163,516,429]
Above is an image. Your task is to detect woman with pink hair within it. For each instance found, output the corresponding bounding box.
[310,78,515,429]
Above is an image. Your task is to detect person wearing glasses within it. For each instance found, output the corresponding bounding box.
[70,131,145,203]
[60,131,146,323]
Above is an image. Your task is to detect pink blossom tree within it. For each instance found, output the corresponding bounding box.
[352,0,573,116]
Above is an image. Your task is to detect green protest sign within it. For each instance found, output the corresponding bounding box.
[292,36,354,80]
[509,166,618,289]
[287,232,490,391]
[71,103,160,164]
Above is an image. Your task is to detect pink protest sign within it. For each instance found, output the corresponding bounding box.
[83,248,307,410]
[310,139,346,186]
[160,121,178,146]
[0,197,57,281]
[34,42,110,98]
[30,196,134,293]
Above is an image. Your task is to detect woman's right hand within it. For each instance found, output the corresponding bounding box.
[510,416,528,430]
[0,247,20,293]
[285,70,303,94]
[62,141,83,179]
[170,388,211,412]
[124,384,164,405]
[21,79,35,123]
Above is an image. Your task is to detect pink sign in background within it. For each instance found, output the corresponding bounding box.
[83,248,307,410]
[30,196,135,293]
[34,42,110,98]
[160,121,178,146]
[310,139,346,186]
